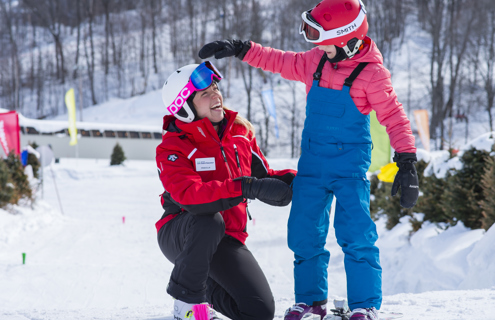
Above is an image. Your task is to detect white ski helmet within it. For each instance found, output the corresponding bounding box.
[162,62,223,123]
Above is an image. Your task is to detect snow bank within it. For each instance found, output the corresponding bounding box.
[0,200,62,246]
[460,224,495,289]
[420,132,495,178]
[378,215,488,295]
[460,131,495,153]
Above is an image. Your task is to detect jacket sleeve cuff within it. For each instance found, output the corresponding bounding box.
[230,179,243,194]
[239,40,253,61]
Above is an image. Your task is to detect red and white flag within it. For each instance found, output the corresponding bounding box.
[0,111,21,156]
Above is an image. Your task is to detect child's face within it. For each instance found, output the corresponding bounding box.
[318,45,337,59]
[193,82,224,125]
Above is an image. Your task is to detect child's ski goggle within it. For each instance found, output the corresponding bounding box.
[167,61,223,116]
[299,0,367,43]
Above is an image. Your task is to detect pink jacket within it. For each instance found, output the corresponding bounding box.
[243,37,416,153]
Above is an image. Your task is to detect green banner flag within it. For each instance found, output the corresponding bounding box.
[369,110,391,172]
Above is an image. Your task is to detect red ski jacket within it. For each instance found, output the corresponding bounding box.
[155,109,296,244]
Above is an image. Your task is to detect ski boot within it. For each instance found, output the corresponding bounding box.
[348,307,378,320]
[284,302,327,320]
[324,299,402,320]
[174,299,222,320]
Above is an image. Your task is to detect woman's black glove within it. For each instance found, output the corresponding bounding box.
[391,152,419,208]
[198,39,251,60]
[236,176,293,206]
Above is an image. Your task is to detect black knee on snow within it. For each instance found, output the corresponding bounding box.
[206,278,274,320]
[241,298,275,320]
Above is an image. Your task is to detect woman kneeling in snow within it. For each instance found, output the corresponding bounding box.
[155,61,296,320]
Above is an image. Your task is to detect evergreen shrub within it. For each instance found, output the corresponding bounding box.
[371,146,495,232]
[110,143,126,166]
[4,151,33,205]
[0,159,14,208]
[415,169,449,225]
[441,147,490,229]
[480,155,495,230]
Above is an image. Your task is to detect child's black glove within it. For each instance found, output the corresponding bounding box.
[198,39,251,60]
[391,152,419,208]
[236,176,293,207]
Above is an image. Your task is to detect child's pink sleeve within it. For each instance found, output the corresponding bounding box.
[367,68,417,153]
[242,41,310,84]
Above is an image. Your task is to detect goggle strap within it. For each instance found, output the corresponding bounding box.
[167,81,196,116]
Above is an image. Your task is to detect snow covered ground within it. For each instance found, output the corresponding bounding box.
[1,157,495,320]
[3,82,495,318]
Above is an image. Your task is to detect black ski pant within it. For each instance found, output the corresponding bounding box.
[157,211,275,320]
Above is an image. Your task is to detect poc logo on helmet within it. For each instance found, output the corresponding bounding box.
[167,87,191,115]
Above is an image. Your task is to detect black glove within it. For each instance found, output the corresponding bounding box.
[391,152,419,208]
[237,176,293,206]
[198,39,251,60]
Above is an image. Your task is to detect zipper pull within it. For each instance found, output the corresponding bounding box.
[243,198,253,220]
[233,144,244,176]
[246,205,252,221]
[220,146,228,163]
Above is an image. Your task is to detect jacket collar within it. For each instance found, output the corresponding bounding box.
[163,109,238,142]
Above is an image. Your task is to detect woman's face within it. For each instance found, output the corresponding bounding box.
[193,82,224,124]
[318,45,337,59]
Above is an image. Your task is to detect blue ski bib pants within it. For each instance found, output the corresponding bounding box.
[288,58,382,310]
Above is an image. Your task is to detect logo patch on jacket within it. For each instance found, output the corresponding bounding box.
[168,154,178,162]
[195,157,216,171]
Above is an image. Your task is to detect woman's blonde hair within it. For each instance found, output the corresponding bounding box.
[223,106,255,137]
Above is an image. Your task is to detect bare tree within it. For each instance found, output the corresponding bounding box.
[101,0,113,75]
[473,0,495,132]
[366,0,409,68]
[417,0,477,149]
[23,0,67,84]
[149,0,162,74]
[83,0,97,105]
[139,1,148,80]
[0,0,22,111]
[73,0,82,80]
[114,12,129,97]
[444,0,477,148]
[232,0,264,122]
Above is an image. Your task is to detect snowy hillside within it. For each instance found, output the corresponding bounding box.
[1,156,495,320]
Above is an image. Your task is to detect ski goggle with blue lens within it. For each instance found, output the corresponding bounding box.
[167,61,223,116]
[191,61,223,90]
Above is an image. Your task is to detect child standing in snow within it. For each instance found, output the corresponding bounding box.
[199,0,419,319]
[156,61,296,320]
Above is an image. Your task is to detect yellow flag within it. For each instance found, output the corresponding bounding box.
[65,88,78,146]
[369,110,391,172]
[377,162,399,183]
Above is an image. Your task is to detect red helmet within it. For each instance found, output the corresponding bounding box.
[300,0,368,57]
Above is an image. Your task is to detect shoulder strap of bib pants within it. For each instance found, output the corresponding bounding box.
[313,53,369,88]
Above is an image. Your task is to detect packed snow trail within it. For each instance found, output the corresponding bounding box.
[1,158,495,320]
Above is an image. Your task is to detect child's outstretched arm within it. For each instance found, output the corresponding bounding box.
[199,39,311,84]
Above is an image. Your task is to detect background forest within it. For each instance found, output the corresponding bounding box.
[0,0,495,262]
[1,0,495,156]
